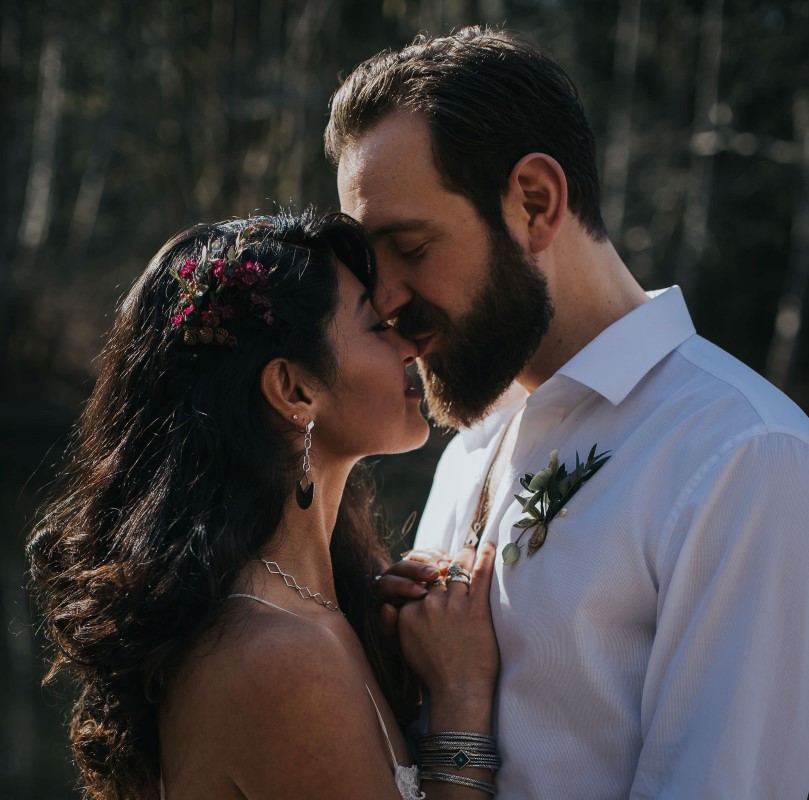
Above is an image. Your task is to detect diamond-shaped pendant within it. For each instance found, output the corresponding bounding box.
[296,477,314,509]
[452,750,471,769]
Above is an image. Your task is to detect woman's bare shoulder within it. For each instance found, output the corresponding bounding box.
[166,606,400,798]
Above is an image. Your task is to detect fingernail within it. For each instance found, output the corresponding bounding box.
[416,586,428,596]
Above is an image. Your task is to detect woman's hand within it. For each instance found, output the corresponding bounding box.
[396,543,499,704]
[374,548,451,637]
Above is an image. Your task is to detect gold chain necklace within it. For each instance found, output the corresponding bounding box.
[464,415,520,548]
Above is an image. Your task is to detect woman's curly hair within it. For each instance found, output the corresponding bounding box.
[27,210,413,799]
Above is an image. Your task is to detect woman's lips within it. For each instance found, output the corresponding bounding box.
[404,373,423,400]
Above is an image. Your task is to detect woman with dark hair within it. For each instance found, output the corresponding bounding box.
[27,211,499,800]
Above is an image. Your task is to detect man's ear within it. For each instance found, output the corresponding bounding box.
[503,153,568,253]
[259,358,317,425]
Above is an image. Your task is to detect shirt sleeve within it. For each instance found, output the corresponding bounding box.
[629,430,809,799]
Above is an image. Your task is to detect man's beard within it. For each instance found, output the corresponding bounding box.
[396,226,554,430]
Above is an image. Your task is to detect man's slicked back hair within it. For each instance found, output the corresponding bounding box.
[325,26,608,241]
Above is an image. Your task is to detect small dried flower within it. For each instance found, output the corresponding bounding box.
[179,259,197,279]
[170,231,278,348]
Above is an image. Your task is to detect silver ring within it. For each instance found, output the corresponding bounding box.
[447,574,471,586]
[427,577,445,589]
[447,564,471,579]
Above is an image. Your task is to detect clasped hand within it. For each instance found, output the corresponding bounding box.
[375,543,500,698]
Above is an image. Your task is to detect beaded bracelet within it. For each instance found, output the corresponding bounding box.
[420,769,497,795]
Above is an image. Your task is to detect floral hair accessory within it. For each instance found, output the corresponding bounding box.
[169,223,277,347]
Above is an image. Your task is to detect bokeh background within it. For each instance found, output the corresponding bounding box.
[2,0,808,796]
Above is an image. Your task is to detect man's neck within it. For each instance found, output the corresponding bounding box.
[518,238,648,392]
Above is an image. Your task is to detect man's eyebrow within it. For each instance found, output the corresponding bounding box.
[366,219,435,240]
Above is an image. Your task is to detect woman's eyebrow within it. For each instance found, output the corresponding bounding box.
[357,290,369,310]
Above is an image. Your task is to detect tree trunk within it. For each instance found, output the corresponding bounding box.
[674,0,723,298]
[602,0,642,240]
[765,90,809,391]
[17,23,65,252]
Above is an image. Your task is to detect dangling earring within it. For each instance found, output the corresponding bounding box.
[295,418,315,509]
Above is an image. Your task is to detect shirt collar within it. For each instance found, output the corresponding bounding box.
[455,286,695,448]
[554,286,696,406]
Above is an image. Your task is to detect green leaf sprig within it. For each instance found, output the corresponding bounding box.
[503,444,612,564]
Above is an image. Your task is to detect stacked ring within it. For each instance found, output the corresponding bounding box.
[446,564,471,587]
[427,577,446,588]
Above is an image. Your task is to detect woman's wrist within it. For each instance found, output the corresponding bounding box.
[428,690,494,733]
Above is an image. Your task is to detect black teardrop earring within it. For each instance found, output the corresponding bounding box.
[295,419,315,509]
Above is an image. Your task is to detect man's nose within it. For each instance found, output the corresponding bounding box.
[371,267,413,321]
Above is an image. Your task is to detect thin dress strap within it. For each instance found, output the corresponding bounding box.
[228,593,299,615]
[365,684,400,769]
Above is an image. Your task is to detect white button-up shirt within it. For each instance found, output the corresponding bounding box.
[415,287,809,799]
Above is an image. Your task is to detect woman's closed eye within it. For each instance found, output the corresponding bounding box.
[372,319,395,333]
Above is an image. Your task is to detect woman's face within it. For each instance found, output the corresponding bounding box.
[316,263,429,459]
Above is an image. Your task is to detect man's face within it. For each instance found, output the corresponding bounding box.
[338,109,553,428]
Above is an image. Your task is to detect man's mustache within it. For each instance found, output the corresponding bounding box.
[392,297,452,341]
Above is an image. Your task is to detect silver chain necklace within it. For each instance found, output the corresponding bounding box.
[256,557,344,615]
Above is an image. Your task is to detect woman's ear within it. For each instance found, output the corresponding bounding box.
[259,358,317,424]
[503,153,568,254]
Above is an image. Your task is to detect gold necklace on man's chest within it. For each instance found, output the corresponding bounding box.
[464,415,520,548]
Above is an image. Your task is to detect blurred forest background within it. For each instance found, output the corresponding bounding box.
[2,0,808,796]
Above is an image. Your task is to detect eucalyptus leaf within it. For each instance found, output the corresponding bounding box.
[502,543,521,565]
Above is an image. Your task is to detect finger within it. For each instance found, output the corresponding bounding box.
[404,548,451,570]
[375,574,429,602]
[378,603,399,639]
[469,541,497,599]
[445,545,476,594]
[450,544,477,571]
[386,560,440,582]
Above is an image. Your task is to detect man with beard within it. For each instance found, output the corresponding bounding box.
[326,26,809,800]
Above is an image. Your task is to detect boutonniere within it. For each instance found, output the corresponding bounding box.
[503,444,611,565]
